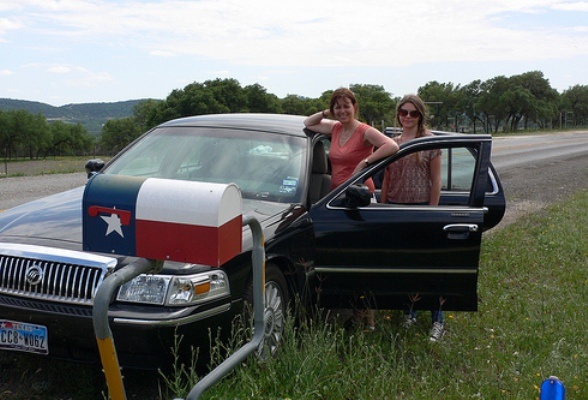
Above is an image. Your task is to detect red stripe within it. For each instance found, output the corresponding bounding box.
[135,215,242,266]
[87,206,132,225]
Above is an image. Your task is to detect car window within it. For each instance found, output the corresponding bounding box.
[440,147,475,192]
[352,144,480,206]
[104,127,307,203]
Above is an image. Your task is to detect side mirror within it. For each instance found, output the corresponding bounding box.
[331,183,372,208]
[85,159,105,178]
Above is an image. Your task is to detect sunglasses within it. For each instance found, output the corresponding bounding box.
[398,108,421,118]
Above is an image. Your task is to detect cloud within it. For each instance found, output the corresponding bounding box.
[47,64,75,74]
[0,69,13,76]
[0,16,24,35]
[26,62,112,86]
[3,0,586,68]
[150,50,176,57]
[1,0,586,104]
[69,71,113,87]
[552,1,588,11]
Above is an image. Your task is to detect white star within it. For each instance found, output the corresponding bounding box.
[101,213,125,237]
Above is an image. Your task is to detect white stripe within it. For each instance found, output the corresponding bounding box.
[135,178,242,226]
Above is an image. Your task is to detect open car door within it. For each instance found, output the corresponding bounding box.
[309,134,505,312]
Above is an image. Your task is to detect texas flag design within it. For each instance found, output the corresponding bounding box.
[83,174,242,267]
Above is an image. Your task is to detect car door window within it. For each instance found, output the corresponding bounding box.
[362,144,479,207]
[440,147,475,192]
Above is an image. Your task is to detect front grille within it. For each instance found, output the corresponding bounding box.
[0,293,93,316]
[0,243,117,305]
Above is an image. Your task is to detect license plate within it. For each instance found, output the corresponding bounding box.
[0,320,48,355]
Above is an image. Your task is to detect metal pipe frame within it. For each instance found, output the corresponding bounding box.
[184,215,266,399]
[93,258,159,400]
[92,215,265,400]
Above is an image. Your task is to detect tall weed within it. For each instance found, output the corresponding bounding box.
[176,190,587,399]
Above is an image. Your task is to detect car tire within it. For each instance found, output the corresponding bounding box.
[243,263,290,361]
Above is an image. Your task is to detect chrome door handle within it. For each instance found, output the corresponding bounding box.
[443,224,479,239]
[443,224,479,233]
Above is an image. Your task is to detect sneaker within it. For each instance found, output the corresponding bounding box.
[402,315,417,329]
[429,322,444,342]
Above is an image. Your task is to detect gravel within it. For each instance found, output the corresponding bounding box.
[494,151,588,229]
[0,172,87,211]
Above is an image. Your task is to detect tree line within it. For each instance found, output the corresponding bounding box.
[0,109,93,160]
[2,71,587,158]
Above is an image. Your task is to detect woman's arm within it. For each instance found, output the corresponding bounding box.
[364,127,399,161]
[351,127,399,174]
[304,109,336,135]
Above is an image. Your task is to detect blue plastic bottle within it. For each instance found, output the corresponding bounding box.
[539,376,565,400]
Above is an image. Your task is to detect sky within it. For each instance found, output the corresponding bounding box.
[1,0,587,107]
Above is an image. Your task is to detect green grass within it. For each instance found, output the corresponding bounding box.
[172,190,587,400]
[0,156,109,177]
[1,190,586,399]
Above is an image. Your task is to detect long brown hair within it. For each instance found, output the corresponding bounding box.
[396,94,428,138]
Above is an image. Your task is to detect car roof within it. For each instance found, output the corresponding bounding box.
[158,113,310,137]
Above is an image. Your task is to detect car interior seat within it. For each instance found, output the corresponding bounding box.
[309,141,331,204]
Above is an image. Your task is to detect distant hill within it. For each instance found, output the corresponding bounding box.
[0,98,159,135]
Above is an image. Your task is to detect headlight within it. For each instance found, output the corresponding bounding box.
[117,275,171,305]
[116,271,230,306]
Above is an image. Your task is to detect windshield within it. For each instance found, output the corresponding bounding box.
[104,126,307,203]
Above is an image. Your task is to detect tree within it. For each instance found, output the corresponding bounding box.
[459,80,485,133]
[99,117,143,154]
[560,85,588,127]
[165,83,224,117]
[349,84,396,128]
[204,78,248,113]
[49,121,93,156]
[3,110,50,159]
[504,88,530,131]
[0,111,12,158]
[279,95,320,116]
[509,71,559,129]
[243,83,282,113]
[477,76,511,133]
[418,81,462,130]
[132,99,165,131]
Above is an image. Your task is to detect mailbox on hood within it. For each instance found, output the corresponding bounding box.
[82,174,242,267]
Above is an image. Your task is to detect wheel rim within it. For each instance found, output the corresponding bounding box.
[258,280,285,360]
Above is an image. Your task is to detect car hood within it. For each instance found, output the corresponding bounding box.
[0,186,293,252]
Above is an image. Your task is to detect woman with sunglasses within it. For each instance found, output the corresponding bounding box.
[380,94,445,341]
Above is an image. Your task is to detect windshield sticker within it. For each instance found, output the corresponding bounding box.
[279,177,298,195]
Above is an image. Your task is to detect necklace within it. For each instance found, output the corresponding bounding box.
[340,122,357,142]
[341,129,353,139]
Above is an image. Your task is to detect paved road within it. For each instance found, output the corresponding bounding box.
[1,132,587,223]
[491,130,588,170]
[489,131,588,226]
